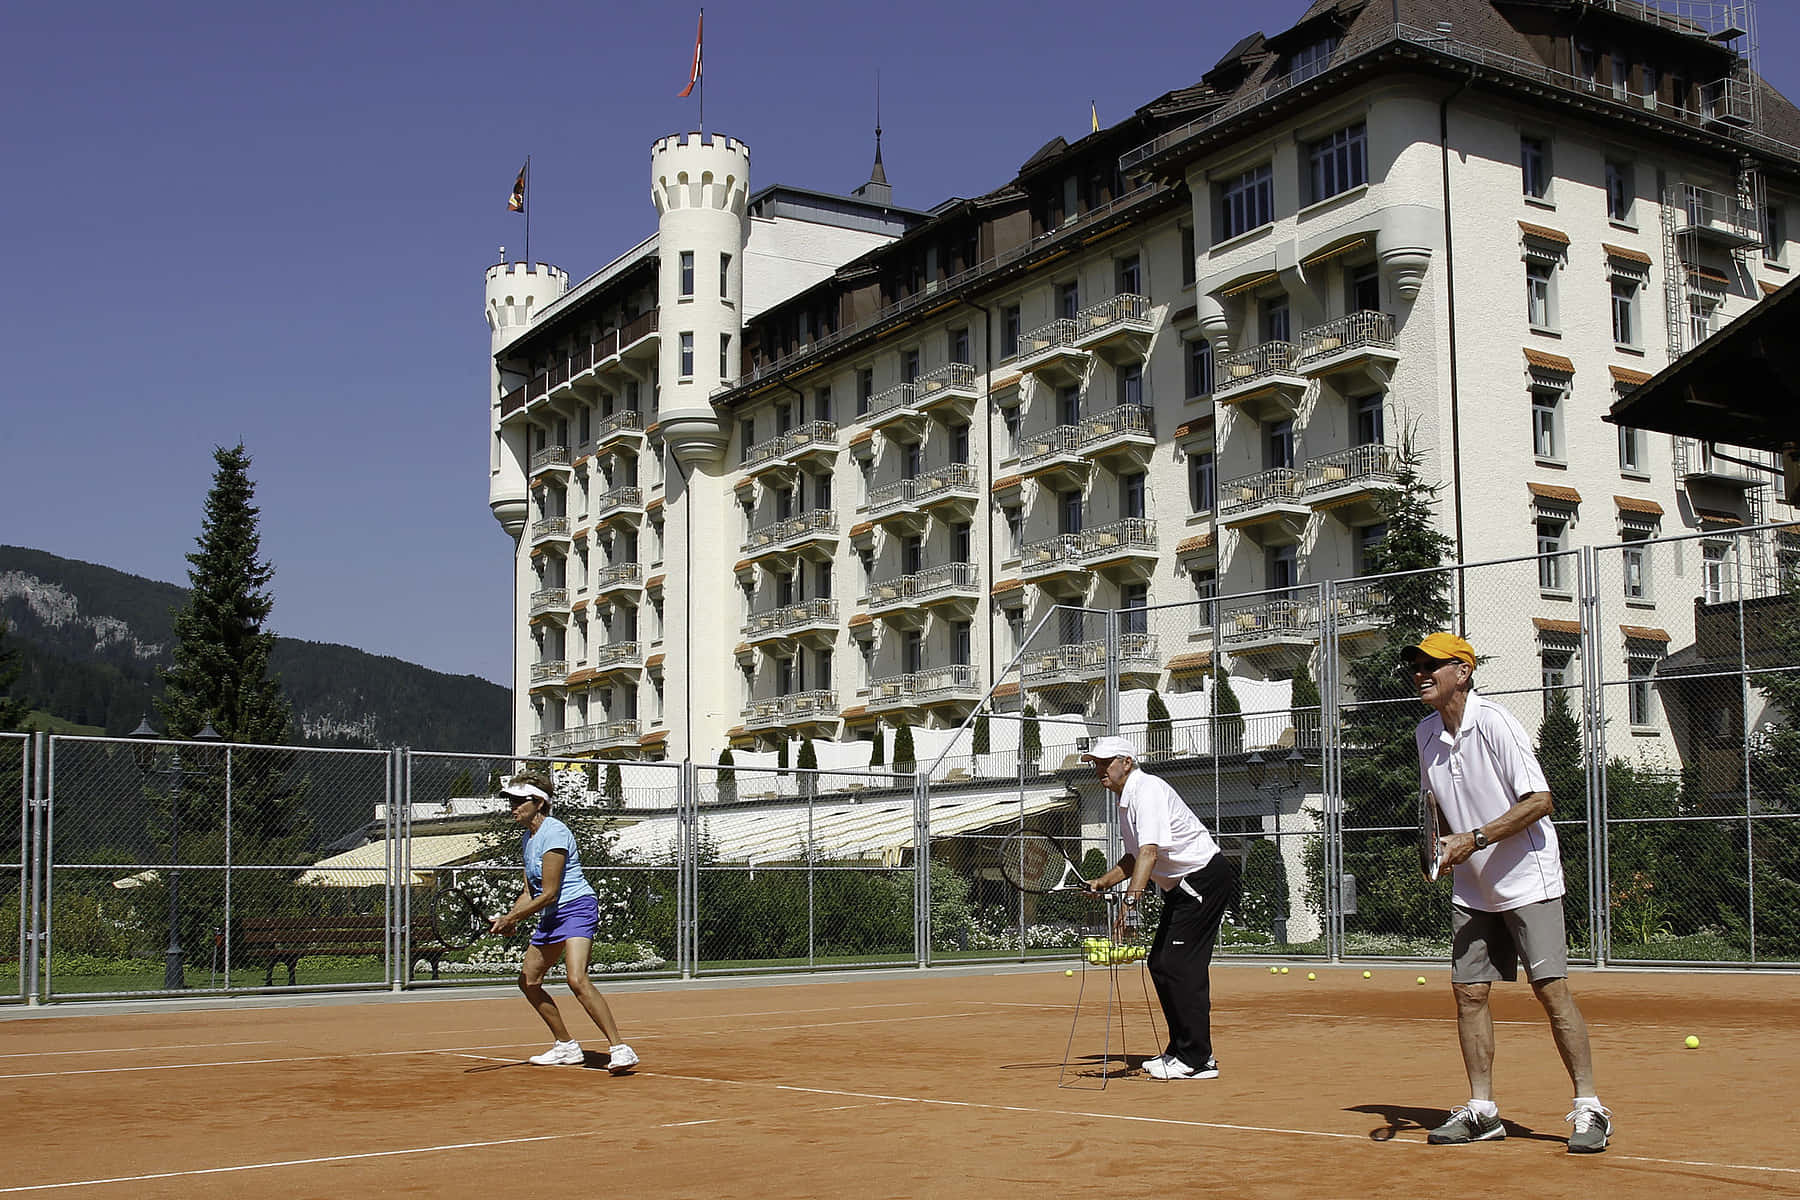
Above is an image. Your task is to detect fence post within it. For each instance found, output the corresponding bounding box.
[1320,580,1341,964]
[915,770,930,968]
[25,732,44,1005]
[1102,608,1120,737]
[1577,547,1608,966]
[678,759,694,980]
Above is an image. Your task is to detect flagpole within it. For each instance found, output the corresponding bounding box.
[525,155,532,265]
[699,8,705,134]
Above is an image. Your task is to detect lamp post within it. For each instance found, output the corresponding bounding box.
[1244,747,1307,945]
[131,717,222,990]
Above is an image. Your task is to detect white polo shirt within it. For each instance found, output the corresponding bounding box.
[1117,766,1220,888]
[1415,690,1562,913]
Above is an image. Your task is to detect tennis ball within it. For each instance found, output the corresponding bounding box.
[1362,970,1372,979]
[1416,976,1428,985]
[1065,969,1074,977]
[1685,1035,1700,1049]
[1279,966,1290,974]
[1269,966,1279,975]
[1307,972,1317,981]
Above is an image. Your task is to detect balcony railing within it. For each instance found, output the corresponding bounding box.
[1217,341,1300,390]
[593,642,642,670]
[593,409,644,445]
[1073,294,1151,339]
[595,562,642,591]
[1078,404,1153,447]
[743,598,839,639]
[1304,443,1400,494]
[592,486,644,519]
[914,463,979,503]
[866,477,917,516]
[1335,580,1389,628]
[1220,598,1319,646]
[911,561,978,599]
[1298,311,1395,362]
[1221,467,1307,516]
[743,508,838,553]
[560,720,641,753]
[1079,518,1157,559]
[1676,182,1759,244]
[745,690,838,728]
[744,420,840,469]
[1015,318,1081,363]
[1019,425,1083,469]
[867,382,919,421]
[913,362,978,404]
[529,515,570,542]
[618,308,659,349]
[529,587,569,617]
[530,446,571,473]
[529,660,568,685]
[1023,634,1159,681]
[1019,533,1085,575]
[911,663,979,699]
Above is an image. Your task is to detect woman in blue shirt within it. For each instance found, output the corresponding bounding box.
[489,771,638,1072]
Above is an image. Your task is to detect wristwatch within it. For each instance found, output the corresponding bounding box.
[1124,894,1140,908]
[1472,828,1490,851]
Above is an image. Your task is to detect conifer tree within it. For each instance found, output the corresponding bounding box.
[0,620,28,732]
[892,721,916,772]
[1020,704,1041,768]
[971,712,990,756]
[604,762,624,809]
[1146,690,1172,759]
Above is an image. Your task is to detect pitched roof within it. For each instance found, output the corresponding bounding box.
[1528,482,1583,504]
[1524,348,1576,374]
[1614,495,1664,516]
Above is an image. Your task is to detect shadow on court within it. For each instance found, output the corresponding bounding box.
[1002,1052,1153,1079]
[1347,1103,1552,1145]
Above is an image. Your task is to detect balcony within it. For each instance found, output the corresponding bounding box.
[1071,294,1153,362]
[867,573,928,629]
[1018,533,1091,598]
[528,515,571,550]
[1023,633,1160,690]
[1214,341,1306,421]
[913,362,979,419]
[1220,597,1319,658]
[1221,468,1310,544]
[914,463,981,520]
[1676,438,1773,491]
[1018,425,1090,491]
[1297,311,1398,388]
[744,690,839,731]
[866,382,926,439]
[529,445,572,481]
[910,663,982,712]
[1304,443,1400,524]
[592,485,645,528]
[593,409,645,453]
[1078,404,1155,466]
[529,587,570,624]
[866,672,924,717]
[1332,580,1388,640]
[591,642,643,678]
[616,309,660,360]
[1673,183,1761,253]
[742,598,839,649]
[1013,318,1091,386]
[866,563,978,626]
[529,660,569,687]
[866,477,927,534]
[741,508,839,562]
[1079,518,1157,581]
[743,419,840,481]
[561,720,642,754]
[594,562,643,600]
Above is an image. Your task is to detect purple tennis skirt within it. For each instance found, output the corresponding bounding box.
[530,892,600,945]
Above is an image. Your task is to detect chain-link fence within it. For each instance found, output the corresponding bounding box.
[10,523,1799,1001]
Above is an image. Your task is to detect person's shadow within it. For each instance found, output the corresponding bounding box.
[1347,1103,1556,1145]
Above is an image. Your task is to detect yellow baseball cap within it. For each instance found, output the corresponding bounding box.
[1400,632,1476,668]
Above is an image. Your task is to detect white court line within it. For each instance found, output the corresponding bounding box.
[0,1042,538,1082]
[0,1041,279,1060]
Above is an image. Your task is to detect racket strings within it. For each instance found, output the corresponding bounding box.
[1002,833,1072,893]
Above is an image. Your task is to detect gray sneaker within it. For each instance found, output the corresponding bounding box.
[1428,1104,1506,1144]
[1565,1104,1612,1154]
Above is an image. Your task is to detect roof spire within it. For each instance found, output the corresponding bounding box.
[854,70,893,204]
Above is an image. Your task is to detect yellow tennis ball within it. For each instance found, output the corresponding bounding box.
[1065,969,1074,977]
[1307,972,1317,981]
[1362,970,1372,979]
[1269,966,1279,975]
[1416,976,1427,985]
[1280,966,1289,975]
[1685,1035,1700,1049]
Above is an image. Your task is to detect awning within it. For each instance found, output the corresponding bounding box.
[297,832,496,888]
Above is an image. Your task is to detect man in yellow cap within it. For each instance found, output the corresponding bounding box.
[1403,633,1610,1153]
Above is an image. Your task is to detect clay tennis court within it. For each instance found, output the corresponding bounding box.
[0,965,1793,1198]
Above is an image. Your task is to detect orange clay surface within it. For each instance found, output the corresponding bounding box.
[0,965,1795,1199]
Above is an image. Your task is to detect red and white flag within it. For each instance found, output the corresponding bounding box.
[507,161,527,213]
[677,11,703,98]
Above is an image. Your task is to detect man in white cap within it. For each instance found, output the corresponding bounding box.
[1082,734,1238,1080]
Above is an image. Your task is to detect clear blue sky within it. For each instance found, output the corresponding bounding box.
[6,1,1799,684]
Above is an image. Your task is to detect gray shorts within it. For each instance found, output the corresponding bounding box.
[1450,899,1569,984]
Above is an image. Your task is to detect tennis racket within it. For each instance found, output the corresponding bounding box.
[430,886,486,949]
[1418,786,1445,882]
[999,830,1095,895]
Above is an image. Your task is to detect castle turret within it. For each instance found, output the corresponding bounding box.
[484,260,569,536]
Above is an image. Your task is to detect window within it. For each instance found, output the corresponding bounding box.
[1538,516,1569,591]
[1057,281,1080,320]
[1627,652,1659,727]
[1001,305,1021,358]
[815,560,832,599]
[1117,363,1143,407]
[903,442,922,480]
[719,252,731,297]
[1618,425,1647,474]
[1605,160,1634,223]
[1763,202,1786,263]
[1532,386,1563,461]
[1577,42,1599,89]
[1216,163,1274,242]
[1191,569,1218,632]
[1306,122,1367,204]
[1266,419,1295,470]
[1622,527,1654,602]
[679,251,694,298]
[1348,264,1380,313]
[949,326,971,364]
[1266,544,1298,590]
[1005,506,1023,557]
[857,368,874,416]
[1261,294,1291,343]
[858,642,873,689]
[1116,255,1141,296]
[1641,62,1660,106]
[902,348,921,382]
[903,630,924,674]
[738,417,755,463]
[1287,36,1337,82]
[1002,407,1021,457]
[952,621,972,666]
[1355,522,1388,575]
[952,522,972,563]
[1354,394,1384,446]
[1702,542,1728,604]
[1611,52,1631,99]
[1057,385,1081,427]
[1058,490,1083,535]
[1122,583,1148,635]
[814,472,832,510]
[1526,261,1555,328]
[1180,226,1197,286]
[950,423,970,465]
[1521,135,1550,200]
[902,534,924,575]
[1185,338,1214,398]
[1120,471,1146,520]
[1611,277,1638,346]
[814,386,832,423]
[1188,449,1216,512]
[720,333,732,377]
[775,402,792,436]
[1688,295,1717,347]
[1541,651,1572,711]
[679,332,694,378]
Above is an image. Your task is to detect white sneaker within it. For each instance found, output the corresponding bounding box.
[529,1040,584,1066]
[1146,1055,1219,1080]
[607,1043,639,1075]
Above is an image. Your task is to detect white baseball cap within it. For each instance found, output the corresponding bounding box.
[1080,735,1139,762]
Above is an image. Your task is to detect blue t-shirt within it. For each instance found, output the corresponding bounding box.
[523,816,596,907]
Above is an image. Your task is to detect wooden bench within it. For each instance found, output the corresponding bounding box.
[237,914,449,986]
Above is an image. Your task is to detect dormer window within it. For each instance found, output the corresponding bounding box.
[1287,36,1338,82]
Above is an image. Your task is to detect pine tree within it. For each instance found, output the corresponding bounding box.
[1338,436,1458,939]
[893,721,916,772]
[716,747,736,803]
[869,727,885,768]
[971,712,990,756]
[1535,689,1584,806]
[1146,690,1172,759]
[1745,561,1800,954]
[604,762,624,809]
[0,620,29,732]
[1020,704,1041,768]
[1213,670,1244,756]
[797,735,818,798]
